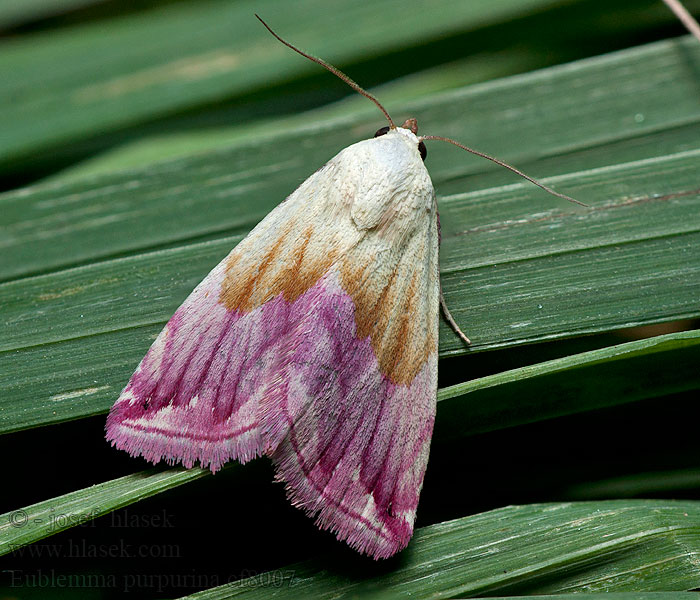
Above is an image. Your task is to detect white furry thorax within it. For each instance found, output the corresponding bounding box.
[335,126,435,222]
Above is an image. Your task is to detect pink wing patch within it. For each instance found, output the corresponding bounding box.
[107,267,435,558]
[106,260,266,470]
[259,273,435,558]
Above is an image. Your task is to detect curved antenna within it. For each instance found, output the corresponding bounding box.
[661,0,700,42]
[256,15,395,128]
[421,135,588,207]
[256,15,584,207]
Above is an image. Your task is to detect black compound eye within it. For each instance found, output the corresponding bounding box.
[418,141,427,161]
[374,126,390,138]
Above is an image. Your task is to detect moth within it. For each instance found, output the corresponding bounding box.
[106,17,581,559]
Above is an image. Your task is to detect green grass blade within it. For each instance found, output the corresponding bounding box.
[1,332,695,563]
[3,36,700,281]
[2,144,698,434]
[183,501,700,600]
[279,597,699,600]
[3,145,699,351]
[0,467,209,556]
[182,501,700,597]
[435,330,700,440]
[0,0,575,170]
[1,321,696,449]
[0,0,104,29]
[3,473,698,596]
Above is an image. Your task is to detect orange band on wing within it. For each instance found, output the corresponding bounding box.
[218,221,436,385]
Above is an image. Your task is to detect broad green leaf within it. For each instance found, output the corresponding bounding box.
[1,331,697,560]
[194,597,694,600]
[0,282,700,437]
[0,291,696,437]
[3,36,700,281]
[4,0,699,186]
[48,49,542,183]
[181,501,700,597]
[0,467,210,556]
[0,0,104,29]
[53,32,700,183]
[435,330,700,440]
[4,491,699,595]
[0,0,577,171]
[2,143,699,433]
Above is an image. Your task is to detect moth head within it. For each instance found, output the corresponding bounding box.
[374,119,427,162]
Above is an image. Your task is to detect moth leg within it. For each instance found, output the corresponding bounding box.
[439,282,471,345]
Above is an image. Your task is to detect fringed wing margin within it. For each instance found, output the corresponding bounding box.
[259,272,437,559]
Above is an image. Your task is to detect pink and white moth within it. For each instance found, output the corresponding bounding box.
[106,17,581,559]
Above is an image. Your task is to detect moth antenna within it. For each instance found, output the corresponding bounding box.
[421,135,588,207]
[256,15,395,128]
[661,0,700,42]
